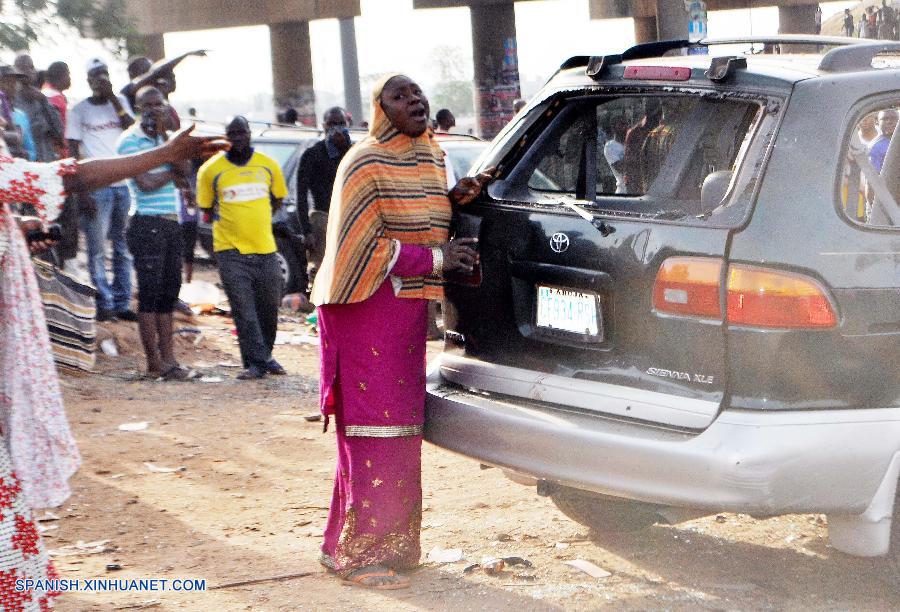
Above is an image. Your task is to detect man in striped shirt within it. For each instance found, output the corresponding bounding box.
[117,86,193,380]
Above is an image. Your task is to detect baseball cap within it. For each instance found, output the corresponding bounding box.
[85,58,108,74]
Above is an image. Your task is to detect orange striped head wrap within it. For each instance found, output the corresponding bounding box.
[311,74,451,305]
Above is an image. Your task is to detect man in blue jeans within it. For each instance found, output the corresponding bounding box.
[66,59,135,321]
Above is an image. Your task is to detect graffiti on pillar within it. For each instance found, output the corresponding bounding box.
[275,86,316,126]
[685,0,708,44]
[476,37,521,139]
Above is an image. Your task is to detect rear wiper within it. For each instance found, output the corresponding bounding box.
[557,197,616,237]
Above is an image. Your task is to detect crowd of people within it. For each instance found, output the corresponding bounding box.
[0,38,496,601]
[842,1,900,39]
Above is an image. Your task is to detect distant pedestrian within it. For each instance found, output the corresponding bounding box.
[814,4,822,34]
[121,50,205,116]
[117,86,194,380]
[869,108,897,172]
[13,54,63,162]
[435,108,455,133]
[66,58,135,321]
[282,107,299,125]
[41,62,70,154]
[296,107,352,291]
[513,98,527,114]
[197,116,289,380]
[843,8,855,37]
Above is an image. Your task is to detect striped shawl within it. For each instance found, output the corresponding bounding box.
[311,76,451,305]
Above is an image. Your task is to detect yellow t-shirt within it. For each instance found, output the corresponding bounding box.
[196,151,288,254]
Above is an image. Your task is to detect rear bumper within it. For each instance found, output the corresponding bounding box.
[425,365,900,516]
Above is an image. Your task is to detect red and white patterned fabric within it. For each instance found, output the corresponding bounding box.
[0,154,81,510]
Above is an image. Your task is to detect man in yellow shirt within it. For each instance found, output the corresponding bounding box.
[197,116,288,380]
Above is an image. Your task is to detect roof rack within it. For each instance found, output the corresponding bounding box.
[818,41,900,72]
[570,35,863,80]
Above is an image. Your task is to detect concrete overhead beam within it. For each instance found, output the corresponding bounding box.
[589,0,824,20]
[126,0,360,34]
[413,0,538,8]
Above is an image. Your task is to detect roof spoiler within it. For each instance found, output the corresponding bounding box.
[556,35,867,81]
[818,41,900,72]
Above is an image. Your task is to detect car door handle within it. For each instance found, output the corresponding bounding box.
[508,259,611,291]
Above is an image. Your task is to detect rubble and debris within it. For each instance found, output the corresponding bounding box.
[564,559,611,579]
[118,422,149,432]
[426,546,464,563]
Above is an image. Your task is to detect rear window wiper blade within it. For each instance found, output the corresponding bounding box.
[556,197,616,237]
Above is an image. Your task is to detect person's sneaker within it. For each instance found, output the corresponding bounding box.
[116,309,138,322]
[236,366,266,380]
[266,359,287,375]
[96,309,118,322]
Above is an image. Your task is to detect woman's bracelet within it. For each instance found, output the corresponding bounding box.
[431,246,444,277]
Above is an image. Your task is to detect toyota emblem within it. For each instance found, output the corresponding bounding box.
[549,232,570,253]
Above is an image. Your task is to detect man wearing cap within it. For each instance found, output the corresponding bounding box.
[0,65,36,160]
[13,54,63,163]
[66,58,136,322]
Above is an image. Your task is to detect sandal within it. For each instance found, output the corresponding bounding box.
[340,567,410,590]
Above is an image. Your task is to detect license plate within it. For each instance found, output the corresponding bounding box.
[536,285,602,337]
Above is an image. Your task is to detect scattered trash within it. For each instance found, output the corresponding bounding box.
[496,533,514,542]
[198,376,224,383]
[564,559,611,579]
[274,331,292,345]
[179,281,223,310]
[426,546,464,564]
[36,512,60,522]
[118,422,149,432]
[143,463,186,474]
[290,333,320,346]
[217,361,241,368]
[303,414,322,422]
[100,338,119,356]
[49,539,113,557]
[715,514,727,523]
[106,563,123,571]
[37,524,58,534]
[464,556,532,576]
[555,541,570,549]
[305,312,318,326]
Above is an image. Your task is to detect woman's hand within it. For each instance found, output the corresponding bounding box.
[449,168,495,206]
[163,125,230,163]
[441,237,479,273]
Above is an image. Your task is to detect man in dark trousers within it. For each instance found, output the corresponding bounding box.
[296,107,352,288]
[197,117,289,380]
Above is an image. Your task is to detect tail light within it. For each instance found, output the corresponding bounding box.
[652,257,838,328]
[726,264,837,328]
[652,257,723,318]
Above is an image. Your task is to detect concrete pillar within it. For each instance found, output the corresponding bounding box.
[339,18,363,127]
[634,16,658,43]
[270,20,315,125]
[470,2,521,139]
[779,4,818,34]
[779,4,818,52]
[127,34,165,61]
[655,0,690,40]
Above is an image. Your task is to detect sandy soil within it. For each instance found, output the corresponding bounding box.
[46,273,899,611]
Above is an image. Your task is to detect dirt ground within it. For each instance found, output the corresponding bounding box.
[46,270,899,611]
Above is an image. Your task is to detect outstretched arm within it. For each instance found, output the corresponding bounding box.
[129,50,207,92]
[66,125,227,193]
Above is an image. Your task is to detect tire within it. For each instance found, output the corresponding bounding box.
[550,485,661,533]
[275,237,302,297]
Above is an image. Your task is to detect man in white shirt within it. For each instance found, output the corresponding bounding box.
[66,59,136,322]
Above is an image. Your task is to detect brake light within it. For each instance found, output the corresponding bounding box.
[652,257,723,318]
[726,265,837,328]
[623,66,691,81]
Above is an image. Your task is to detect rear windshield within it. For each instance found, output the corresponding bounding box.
[506,93,768,223]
